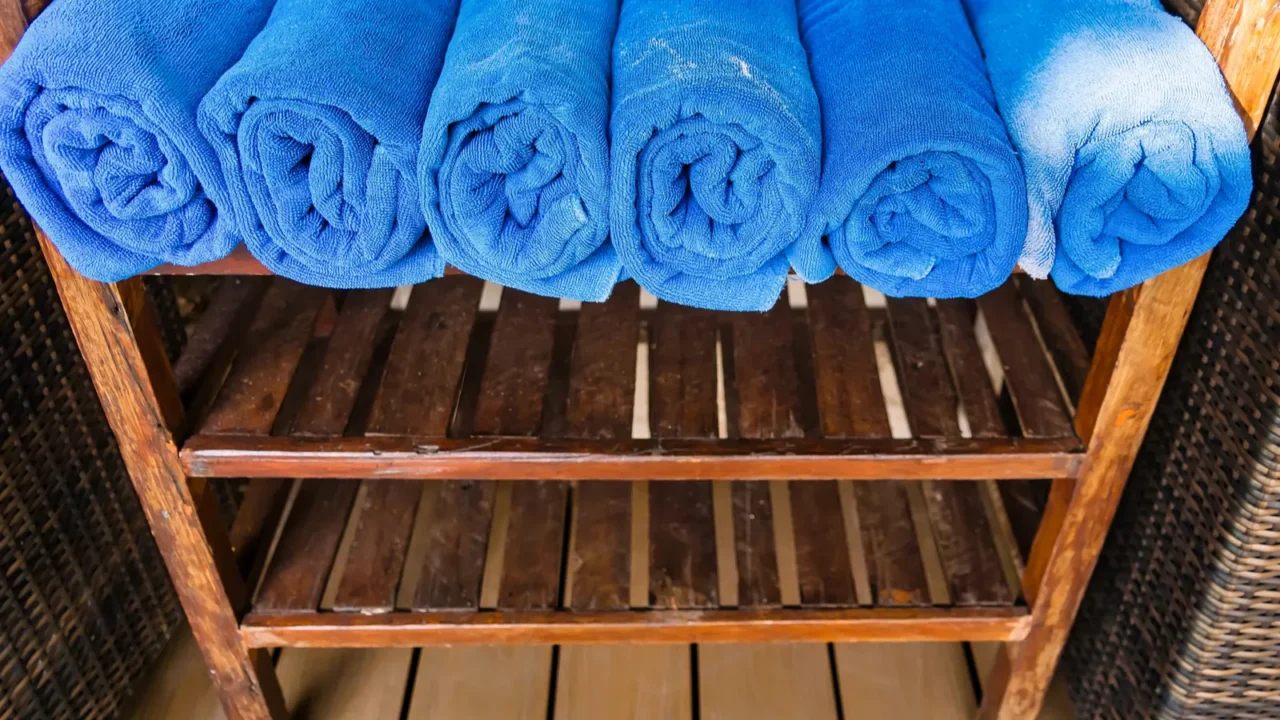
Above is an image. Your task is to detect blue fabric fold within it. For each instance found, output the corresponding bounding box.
[964,0,1252,296]
[0,0,273,281]
[420,0,620,301]
[610,0,821,311]
[199,0,458,288]
[793,0,1026,298]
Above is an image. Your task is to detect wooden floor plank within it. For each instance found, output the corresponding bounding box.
[808,279,929,606]
[972,643,1077,720]
[554,646,693,720]
[699,644,839,720]
[833,643,976,720]
[274,648,413,720]
[648,303,720,608]
[407,646,553,720]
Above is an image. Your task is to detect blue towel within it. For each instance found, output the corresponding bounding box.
[200,0,458,287]
[0,0,273,281]
[964,0,1252,296]
[793,0,1026,299]
[420,0,620,301]
[610,0,821,311]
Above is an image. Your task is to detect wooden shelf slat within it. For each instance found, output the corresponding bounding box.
[648,302,721,609]
[240,607,1030,647]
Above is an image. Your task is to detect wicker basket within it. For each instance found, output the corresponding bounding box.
[0,177,185,719]
[1061,8,1280,716]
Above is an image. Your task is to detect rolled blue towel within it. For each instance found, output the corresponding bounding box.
[611,0,821,311]
[964,0,1252,296]
[420,0,620,301]
[0,0,273,281]
[793,0,1026,298]
[200,0,458,287]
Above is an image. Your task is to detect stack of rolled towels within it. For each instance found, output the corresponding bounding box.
[0,0,1252,307]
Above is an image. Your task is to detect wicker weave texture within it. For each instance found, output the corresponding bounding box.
[0,178,184,719]
[1063,48,1280,720]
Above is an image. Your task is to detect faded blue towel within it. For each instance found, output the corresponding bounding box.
[964,0,1252,296]
[0,0,273,281]
[611,0,821,311]
[420,0,620,301]
[793,0,1026,298]
[200,0,458,287]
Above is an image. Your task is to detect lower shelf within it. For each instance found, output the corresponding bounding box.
[242,475,1032,646]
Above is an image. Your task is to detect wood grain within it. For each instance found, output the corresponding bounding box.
[1015,277,1092,404]
[38,235,287,719]
[977,282,1075,438]
[407,646,552,720]
[274,648,413,719]
[182,434,1081,480]
[555,646,693,720]
[202,279,328,435]
[833,643,976,720]
[699,644,839,720]
[242,607,1029,647]
[808,279,930,606]
[649,303,720,608]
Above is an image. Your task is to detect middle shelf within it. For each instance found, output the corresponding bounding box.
[177,274,1084,480]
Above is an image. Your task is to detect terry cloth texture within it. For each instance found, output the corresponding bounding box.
[610,0,821,311]
[964,0,1252,296]
[0,0,274,280]
[420,0,621,301]
[794,0,1026,299]
[200,0,459,287]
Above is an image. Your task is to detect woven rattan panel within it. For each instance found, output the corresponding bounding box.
[0,178,184,719]
[1062,62,1280,720]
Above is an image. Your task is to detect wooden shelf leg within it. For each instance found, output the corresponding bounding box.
[977,258,1208,719]
[37,234,288,720]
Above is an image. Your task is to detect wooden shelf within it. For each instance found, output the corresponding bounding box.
[176,274,1083,482]
[239,470,1029,647]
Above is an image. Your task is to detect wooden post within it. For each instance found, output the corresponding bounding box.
[0,4,283,719]
[979,1,1280,718]
[38,235,288,720]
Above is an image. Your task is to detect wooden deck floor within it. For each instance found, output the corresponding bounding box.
[126,627,1075,719]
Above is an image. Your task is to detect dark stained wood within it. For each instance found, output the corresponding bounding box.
[460,290,572,611]
[935,300,1006,439]
[366,277,483,436]
[172,277,268,397]
[1015,277,1092,403]
[729,303,819,608]
[409,481,496,610]
[241,606,1030,647]
[38,234,287,719]
[471,290,560,436]
[291,289,393,436]
[790,481,857,607]
[319,278,486,613]
[564,284,641,610]
[808,279,929,607]
[498,481,570,609]
[254,479,359,612]
[201,279,329,435]
[182,434,1082,480]
[331,481,423,613]
[649,303,720,608]
[976,282,1076,438]
[886,298,1013,607]
[564,282,641,439]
